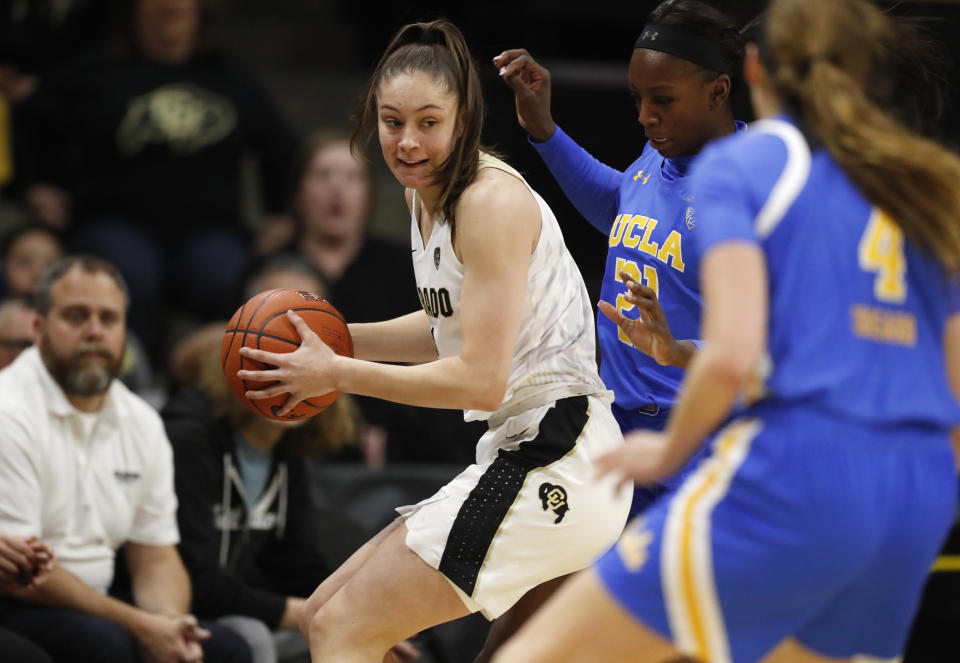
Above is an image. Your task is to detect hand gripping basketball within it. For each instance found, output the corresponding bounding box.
[221,288,353,421]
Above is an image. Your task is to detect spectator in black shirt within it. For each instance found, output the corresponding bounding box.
[13,0,299,358]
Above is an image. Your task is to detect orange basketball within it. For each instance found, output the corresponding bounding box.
[221,288,353,421]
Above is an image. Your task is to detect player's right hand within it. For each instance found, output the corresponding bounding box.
[493,49,556,142]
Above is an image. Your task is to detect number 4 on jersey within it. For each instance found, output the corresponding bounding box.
[859,209,907,304]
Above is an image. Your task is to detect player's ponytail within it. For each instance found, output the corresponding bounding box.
[352,19,487,234]
[762,0,960,273]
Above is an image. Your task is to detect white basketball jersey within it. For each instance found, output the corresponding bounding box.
[411,153,606,425]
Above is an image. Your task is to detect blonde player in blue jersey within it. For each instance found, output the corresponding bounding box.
[235,19,632,663]
[495,0,747,514]
[494,0,960,661]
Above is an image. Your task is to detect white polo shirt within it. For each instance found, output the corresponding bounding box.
[0,347,179,593]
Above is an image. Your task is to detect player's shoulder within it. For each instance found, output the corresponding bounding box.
[691,118,813,213]
[465,162,536,212]
[699,117,806,176]
[458,164,540,247]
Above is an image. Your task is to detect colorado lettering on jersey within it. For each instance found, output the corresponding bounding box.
[418,286,454,318]
[608,213,686,273]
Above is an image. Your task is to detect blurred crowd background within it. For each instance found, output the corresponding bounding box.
[1,0,957,407]
[0,2,958,660]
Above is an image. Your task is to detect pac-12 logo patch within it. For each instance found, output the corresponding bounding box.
[539,482,569,523]
[434,247,441,270]
[685,206,696,230]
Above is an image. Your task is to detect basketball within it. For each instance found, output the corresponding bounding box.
[221,288,353,421]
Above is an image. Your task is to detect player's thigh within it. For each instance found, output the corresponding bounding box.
[313,520,472,644]
[493,567,683,663]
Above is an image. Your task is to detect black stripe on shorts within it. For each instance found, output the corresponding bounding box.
[438,395,590,597]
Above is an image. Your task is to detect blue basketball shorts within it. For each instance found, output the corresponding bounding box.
[612,402,711,518]
[595,406,957,663]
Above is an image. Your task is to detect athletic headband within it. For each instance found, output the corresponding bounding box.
[634,23,738,75]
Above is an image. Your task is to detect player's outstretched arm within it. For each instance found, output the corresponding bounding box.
[494,49,623,235]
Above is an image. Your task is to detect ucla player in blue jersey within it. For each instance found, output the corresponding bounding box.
[494,0,960,661]
[495,0,747,512]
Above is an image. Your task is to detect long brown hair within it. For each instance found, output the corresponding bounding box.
[197,350,357,459]
[351,19,489,233]
[760,0,960,273]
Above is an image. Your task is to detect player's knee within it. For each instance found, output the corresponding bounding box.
[310,600,394,655]
[309,601,354,648]
[299,594,321,639]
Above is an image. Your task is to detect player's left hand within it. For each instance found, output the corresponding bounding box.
[237,310,338,416]
[598,271,679,366]
[594,430,681,488]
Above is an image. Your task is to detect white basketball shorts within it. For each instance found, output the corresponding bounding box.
[396,393,632,619]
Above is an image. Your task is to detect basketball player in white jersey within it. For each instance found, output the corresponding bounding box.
[236,19,631,663]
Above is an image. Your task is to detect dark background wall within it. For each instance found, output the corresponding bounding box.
[215,0,960,299]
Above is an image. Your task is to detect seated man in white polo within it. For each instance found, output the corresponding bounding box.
[0,255,251,663]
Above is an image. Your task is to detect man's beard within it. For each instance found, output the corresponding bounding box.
[40,337,123,397]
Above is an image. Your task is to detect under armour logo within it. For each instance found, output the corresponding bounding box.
[539,482,569,524]
[633,169,651,185]
[642,30,658,41]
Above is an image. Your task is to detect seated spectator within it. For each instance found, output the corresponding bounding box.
[13,0,299,359]
[0,224,62,297]
[0,294,36,368]
[163,343,358,663]
[288,129,482,464]
[0,255,251,663]
[0,534,54,663]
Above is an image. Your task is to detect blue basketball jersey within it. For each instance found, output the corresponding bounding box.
[599,141,703,412]
[692,116,960,429]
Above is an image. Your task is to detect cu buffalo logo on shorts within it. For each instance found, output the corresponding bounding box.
[539,482,569,524]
